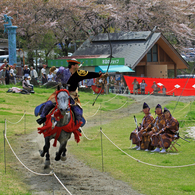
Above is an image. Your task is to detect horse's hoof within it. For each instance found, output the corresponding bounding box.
[61,156,67,161]
[44,164,50,169]
[55,152,60,161]
[39,150,44,157]
[55,156,60,161]
[44,160,50,169]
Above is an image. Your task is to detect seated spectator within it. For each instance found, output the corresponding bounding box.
[27,76,34,90]
[47,69,54,82]
[22,76,33,91]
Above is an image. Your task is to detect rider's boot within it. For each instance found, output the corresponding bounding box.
[36,101,55,125]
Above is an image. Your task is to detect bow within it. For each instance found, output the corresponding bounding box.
[92,18,112,106]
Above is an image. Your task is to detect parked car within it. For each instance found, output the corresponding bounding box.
[0,55,9,66]
[176,74,195,78]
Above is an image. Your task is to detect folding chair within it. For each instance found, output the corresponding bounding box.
[167,132,180,153]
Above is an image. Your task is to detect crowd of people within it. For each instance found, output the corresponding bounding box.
[78,73,126,94]
[0,59,18,85]
[132,79,167,95]
[130,102,179,153]
[0,58,168,97]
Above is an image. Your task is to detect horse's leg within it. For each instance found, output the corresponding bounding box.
[39,136,51,168]
[44,151,50,169]
[44,137,51,169]
[61,142,67,161]
[55,141,67,161]
[39,136,50,157]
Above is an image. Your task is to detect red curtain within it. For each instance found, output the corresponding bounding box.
[124,76,195,96]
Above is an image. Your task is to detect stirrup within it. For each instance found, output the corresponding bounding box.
[36,117,46,125]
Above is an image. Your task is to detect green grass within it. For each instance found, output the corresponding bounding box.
[0,86,131,194]
[1,84,195,194]
[69,100,195,195]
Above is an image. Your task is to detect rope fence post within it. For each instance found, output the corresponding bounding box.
[24,110,26,134]
[100,127,104,172]
[100,103,102,126]
[88,103,90,116]
[4,119,6,174]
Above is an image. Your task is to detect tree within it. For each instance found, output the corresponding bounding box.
[0,0,194,62]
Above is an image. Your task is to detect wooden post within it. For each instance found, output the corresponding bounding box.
[100,103,102,125]
[174,63,177,78]
[100,127,104,172]
[4,119,6,174]
[24,110,26,134]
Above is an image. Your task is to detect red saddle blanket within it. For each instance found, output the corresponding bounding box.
[38,106,82,147]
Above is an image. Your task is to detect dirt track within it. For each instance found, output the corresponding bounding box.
[15,94,195,195]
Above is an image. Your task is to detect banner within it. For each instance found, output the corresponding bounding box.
[124,76,195,96]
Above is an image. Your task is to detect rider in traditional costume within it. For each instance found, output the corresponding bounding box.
[151,107,179,153]
[130,102,154,150]
[35,58,108,128]
[143,104,166,153]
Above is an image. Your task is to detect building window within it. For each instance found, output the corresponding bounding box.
[147,44,158,62]
[147,49,152,62]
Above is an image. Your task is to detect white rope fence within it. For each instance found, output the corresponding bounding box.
[3,119,73,195]
[6,112,25,124]
[132,91,154,102]
[5,134,52,176]
[85,104,101,118]
[101,129,195,168]
[53,172,72,195]
[173,102,191,114]
[3,85,195,192]
[103,101,128,112]
[101,86,129,103]
[81,129,100,141]
[82,101,90,106]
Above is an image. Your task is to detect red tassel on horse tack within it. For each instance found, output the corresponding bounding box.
[37,88,82,147]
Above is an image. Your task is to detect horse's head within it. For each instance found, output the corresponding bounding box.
[56,86,70,116]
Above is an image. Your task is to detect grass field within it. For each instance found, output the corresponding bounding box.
[0,85,195,194]
[0,85,131,194]
[69,100,195,195]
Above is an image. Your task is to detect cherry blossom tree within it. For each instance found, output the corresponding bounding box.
[0,0,194,63]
